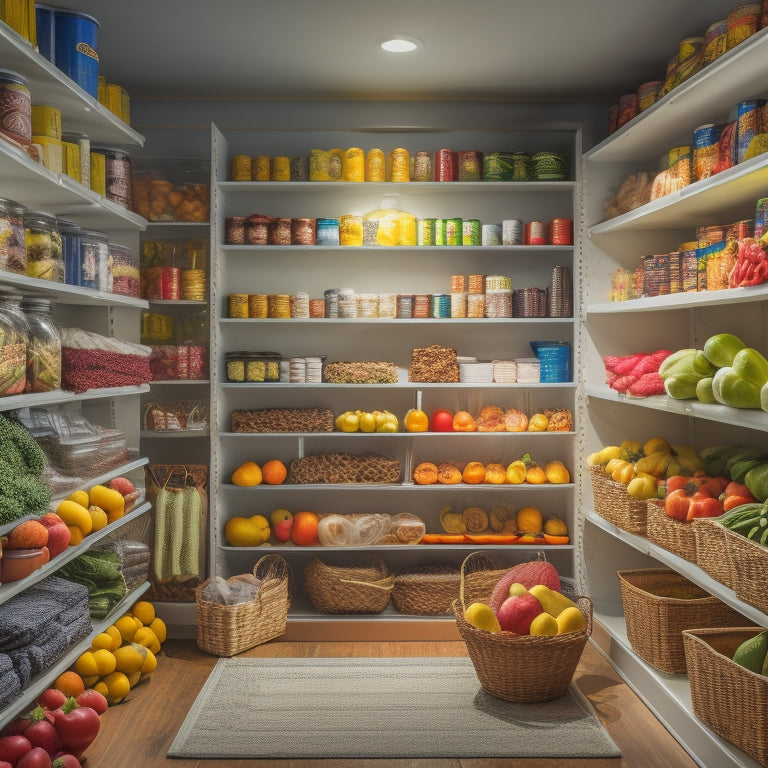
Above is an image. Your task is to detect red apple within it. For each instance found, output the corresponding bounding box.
[496,593,543,634]
[430,409,454,432]
[273,519,293,542]
[38,512,71,558]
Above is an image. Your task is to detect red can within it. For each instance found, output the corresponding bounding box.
[550,218,573,245]
[434,149,456,181]
[161,266,181,299]
[524,221,547,245]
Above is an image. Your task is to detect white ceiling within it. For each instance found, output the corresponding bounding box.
[53,0,737,103]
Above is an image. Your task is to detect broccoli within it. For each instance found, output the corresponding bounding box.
[0,413,52,525]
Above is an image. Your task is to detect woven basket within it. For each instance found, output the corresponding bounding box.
[588,463,648,535]
[683,627,768,766]
[692,517,732,588]
[304,556,394,614]
[645,500,697,563]
[195,554,291,657]
[722,526,768,614]
[617,569,747,674]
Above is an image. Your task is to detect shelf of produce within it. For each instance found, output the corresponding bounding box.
[0,501,151,604]
[221,382,575,392]
[0,271,149,307]
[221,482,574,494]
[0,23,143,147]
[585,384,768,432]
[0,385,151,413]
[0,581,151,731]
[220,317,573,327]
[584,28,768,165]
[140,430,209,439]
[591,612,762,768]
[220,244,573,256]
[220,431,574,440]
[48,456,149,505]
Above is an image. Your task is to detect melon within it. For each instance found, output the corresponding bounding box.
[489,556,562,613]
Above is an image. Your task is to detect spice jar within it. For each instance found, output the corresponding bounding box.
[0,292,29,395]
[92,146,133,210]
[0,197,26,274]
[0,69,31,147]
[24,210,63,282]
[21,297,61,393]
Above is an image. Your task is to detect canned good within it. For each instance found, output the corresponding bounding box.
[0,197,26,274]
[755,197,768,239]
[412,151,432,182]
[457,150,483,181]
[61,131,90,188]
[434,218,447,246]
[693,123,721,181]
[0,69,31,147]
[396,294,413,318]
[251,155,270,181]
[32,135,63,173]
[268,217,292,245]
[445,217,462,246]
[339,214,363,246]
[61,138,81,182]
[225,216,246,244]
[90,149,106,196]
[637,81,661,112]
[246,215,270,245]
[291,218,316,245]
[550,218,573,246]
[31,105,62,139]
[417,218,435,246]
[502,219,523,245]
[703,19,728,64]
[92,146,133,210]
[617,93,638,129]
[161,266,180,300]
[54,10,100,97]
[483,152,513,181]
[482,224,502,245]
[364,148,385,182]
[736,99,765,163]
[524,221,547,246]
[231,154,251,181]
[289,156,308,181]
[434,149,456,181]
[727,3,761,49]
[227,293,249,318]
[315,218,340,245]
[389,147,410,182]
[462,219,481,245]
[678,36,704,62]
[429,294,451,318]
[271,156,290,181]
[248,294,268,318]
[341,147,364,182]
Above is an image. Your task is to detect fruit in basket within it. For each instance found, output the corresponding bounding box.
[731,630,768,673]
[529,584,578,617]
[529,612,559,636]
[358,412,377,432]
[464,602,501,633]
[496,593,543,634]
[489,556,561,613]
[556,605,587,634]
[586,445,623,466]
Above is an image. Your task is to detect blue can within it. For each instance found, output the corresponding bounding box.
[54,10,100,98]
[35,5,56,63]
[315,218,339,245]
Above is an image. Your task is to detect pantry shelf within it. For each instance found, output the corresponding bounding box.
[587,283,768,313]
[0,385,151,413]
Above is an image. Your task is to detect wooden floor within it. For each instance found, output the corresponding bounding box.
[83,637,701,768]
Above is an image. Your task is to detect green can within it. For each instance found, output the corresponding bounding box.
[434,218,447,246]
[483,151,514,181]
[417,218,436,245]
[445,217,463,246]
[462,219,482,245]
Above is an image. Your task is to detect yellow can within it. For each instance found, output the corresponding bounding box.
[61,140,81,182]
[90,150,106,196]
[339,214,363,246]
[31,105,61,139]
[342,147,365,182]
[365,148,385,181]
[251,155,271,181]
[0,0,37,43]
[32,135,62,173]
[389,147,410,182]
[231,154,251,181]
[271,156,291,181]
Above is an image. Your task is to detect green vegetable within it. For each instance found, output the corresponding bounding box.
[724,446,767,476]
[58,550,127,619]
[730,458,766,484]
[700,444,741,477]
[703,332,747,369]
[712,347,768,409]
[695,376,717,403]
[745,463,768,502]
[659,348,717,400]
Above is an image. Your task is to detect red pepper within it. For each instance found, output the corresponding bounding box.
[51,700,100,760]
[687,494,723,520]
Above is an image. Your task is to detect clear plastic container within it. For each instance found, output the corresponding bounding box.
[0,197,26,275]
[92,146,133,210]
[24,210,63,282]
[132,157,210,222]
[21,297,61,393]
[0,291,29,395]
[109,242,140,297]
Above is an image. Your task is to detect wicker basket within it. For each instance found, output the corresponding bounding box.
[722,526,768,614]
[683,627,768,766]
[692,517,732,588]
[645,499,697,563]
[588,463,648,535]
[195,554,291,657]
[618,569,747,674]
[304,556,394,614]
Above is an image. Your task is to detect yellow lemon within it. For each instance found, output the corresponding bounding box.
[88,505,109,532]
[149,617,167,645]
[557,606,587,634]
[113,642,147,675]
[92,648,117,676]
[358,412,377,432]
[527,413,550,432]
[140,648,158,676]
[92,631,117,651]
[103,625,124,651]
[464,602,501,633]
[131,600,156,626]
[134,626,161,654]
[68,489,90,507]
[114,615,141,642]
[530,612,559,636]
[74,650,99,678]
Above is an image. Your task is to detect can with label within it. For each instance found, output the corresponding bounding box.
[251,155,271,181]
[417,218,435,246]
[693,124,721,181]
[727,3,761,50]
[434,218,447,246]
[550,218,573,245]
[389,147,410,182]
[755,197,768,239]
[457,150,482,181]
[736,99,765,163]
[434,149,456,181]
[231,154,251,181]
[445,218,462,246]
[462,219,481,245]
[502,219,523,245]
[482,224,502,245]
[412,151,432,182]
[703,19,728,64]
[524,221,547,246]
[0,69,31,147]
[365,148,385,181]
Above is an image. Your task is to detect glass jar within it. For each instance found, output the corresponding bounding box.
[109,242,140,297]
[92,146,133,210]
[21,297,61,393]
[24,210,63,282]
[0,69,31,147]
[0,291,29,395]
[0,197,26,274]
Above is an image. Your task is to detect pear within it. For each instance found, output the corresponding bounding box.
[733,630,768,674]
[529,583,578,617]
[508,582,529,597]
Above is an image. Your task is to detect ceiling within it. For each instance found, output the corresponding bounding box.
[53,0,737,104]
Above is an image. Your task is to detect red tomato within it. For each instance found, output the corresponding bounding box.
[0,735,32,765]
[16,748,52,768]
[430,409,454,432]
[37,689,67,711]
[75,690,108,716]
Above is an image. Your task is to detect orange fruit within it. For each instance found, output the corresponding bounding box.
[261,459,288,485]
[54,670,85,699]
[291,510,319,546]
[484,463,508,484]
[404,408,429,432]
[462,461,486,484]
[527,413,550,432]
[525,465,547,484]
[517,506,543,533]
[453,411,477,432]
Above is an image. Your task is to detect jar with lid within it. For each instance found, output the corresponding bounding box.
[0,197,26,274]
[21,297,61,393]
[91,146,133,210]
[0,69,31,147]
[24,210,63,282]
[0,291,29,395]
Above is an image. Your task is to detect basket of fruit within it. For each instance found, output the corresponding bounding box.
[683,627,768,766]
[453,553,592,702]
[587,463,649,536]
[618,569,746,674]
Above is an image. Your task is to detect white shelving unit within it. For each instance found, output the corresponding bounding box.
[209,123,581,632]
[581,26,768,768]
[0,22,149,728]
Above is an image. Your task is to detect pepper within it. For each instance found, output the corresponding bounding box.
[51,698,101,759]
[712,347,768,409]
[659,348,716,400]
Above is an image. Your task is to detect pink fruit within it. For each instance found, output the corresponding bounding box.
[109,476,136,495]
[273,519,293,542]
[489,558,561,613]
[38,513,71,558]
[495,593,543,634]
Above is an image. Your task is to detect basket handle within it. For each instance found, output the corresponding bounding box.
[458,551,492,613]
[253,554,294,595]
[339,574,396,591]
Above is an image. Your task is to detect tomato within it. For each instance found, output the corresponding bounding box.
[18,717,60,758]
[37,690,67,711]
[430,409,454,432]
[0,734,32,765]
[51,701,100,760]
[75,690,108,716]
[51,755,81,768]
[16,748,51,768]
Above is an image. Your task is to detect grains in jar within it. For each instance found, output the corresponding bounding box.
[339,214,363,246]
[0,197,26,275]
[457,150,483,181]
[228,293,248,318]
[231,154,251,181]
[290,156,308,181]
[467,293,485,318]
[389,147,410,182]
[24,210,62,282]
[226,216,246,244]
[0,69,31,147]
[450,292,467,318]
[93,146,133,210]
[365,148,385,182]
[412,151,432,182]
[21,297,61,393]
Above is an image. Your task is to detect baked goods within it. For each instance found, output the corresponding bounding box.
[408,345,459,383]
[230,408,334,433]
[287,452,401,484]
[476,405,506,432]
[323,361,398,384]
[436,461,463,484]
[413,461,438,485]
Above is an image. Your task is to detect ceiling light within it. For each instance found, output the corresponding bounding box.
[380,35,422,53]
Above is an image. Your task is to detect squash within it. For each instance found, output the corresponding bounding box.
[230,461,262,486]
[89,484,126,521]
[489,554,561,613]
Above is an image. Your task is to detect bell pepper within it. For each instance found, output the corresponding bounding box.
[720,481,757,511]
[702,332,746,369]
[745,462,768,502]
[635,451,672,478]
[664,476,725,521]
[712,347,768,409]
[51,698,101,759]
[659,348,716,400]
[626,472,657,500]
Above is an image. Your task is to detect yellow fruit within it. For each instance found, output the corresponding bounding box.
[126,671,142,688]
[225,514,270,546]
[114,615,141,643]
[103,625,124,651]
[92,648,117,676]
[557,605,588,634]
[131,600,156,626]
[642,436,672,456]
[97,671,132,704]
[81,675,100,689]
[68,489,90,507]
[529,584,579,617]
[543,516,569,537]
[133,626,161,654]
[516,506,543,534]
[92,631,118,651]
[508,582,528,597]
[464,602,501,633]
[140,647,157,676]
[89,484,125,519]
[358,412,376,432]
[338,413,360,432]
[88,505,108,532]
[527,413,549,432]
[113,642,148,675]
[529,612,559,636]
[230,461,262,486]
[74,650,99,677]
[269,508,293,528]
[149,617,167,645]
[544,460,571,484]
[67,527,84,546]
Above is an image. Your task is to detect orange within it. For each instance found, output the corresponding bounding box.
[517,506,543,533]
[261,459,288,485]
[525,465,547,484]
[462,461,486,484]
[54,670,85,699]
[404,408,429,432]
[484,463,507,484]
[453,411,477,432]
[291,510,319,546]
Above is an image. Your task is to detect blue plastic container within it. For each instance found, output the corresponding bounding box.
[35,5,55,63]
[54,10,99,98]
[530,341,571,383]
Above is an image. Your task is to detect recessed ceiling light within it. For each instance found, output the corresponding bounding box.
[379,35,422,53]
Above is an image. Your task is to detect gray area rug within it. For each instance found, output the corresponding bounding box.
[168,656,621,759]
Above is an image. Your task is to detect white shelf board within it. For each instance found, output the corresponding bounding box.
[221,482,575,494]
[220,381,576,390]
[218,180,577,195]
[0,271,148,307]
[0,384,151,413]
[220,244,574,256]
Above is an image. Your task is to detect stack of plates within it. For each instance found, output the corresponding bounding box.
[548,266,573,317]
[492,359,518,383]
[459,362,494,383]
[515,357,541,383]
